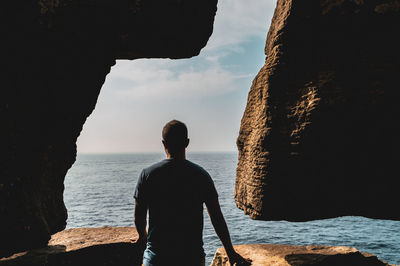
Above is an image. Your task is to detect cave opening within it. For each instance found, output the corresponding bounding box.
[61,1,400,264]
[62,3,274,265]
[3,0,400,264]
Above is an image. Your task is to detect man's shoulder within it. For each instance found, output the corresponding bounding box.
[142,159,170,175]
[184,160,209,175]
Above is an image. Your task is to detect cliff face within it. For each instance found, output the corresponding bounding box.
[236,0,400,221]
[1,0,217,257]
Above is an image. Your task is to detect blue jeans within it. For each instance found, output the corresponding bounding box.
[143,248,205,266]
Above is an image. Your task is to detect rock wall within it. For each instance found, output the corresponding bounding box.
[211,244,392,266]
[236,0,400,221]
[1,0,217,257]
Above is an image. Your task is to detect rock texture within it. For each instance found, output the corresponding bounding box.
[236,0,400,221]
[211,244,392,266]
[0,227,142,266]
[1,0,217,257]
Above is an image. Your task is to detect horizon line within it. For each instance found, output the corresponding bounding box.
[77,150,238,155]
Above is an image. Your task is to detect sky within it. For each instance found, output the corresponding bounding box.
[77,0,277,153]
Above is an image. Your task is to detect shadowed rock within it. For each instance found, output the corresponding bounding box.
[0,227,142,266]
[211,244,392,266]
[1,0,217,257]
[235,0,400,221]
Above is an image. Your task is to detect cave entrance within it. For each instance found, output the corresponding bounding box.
[62,2,274,264]
[60,1,400,265]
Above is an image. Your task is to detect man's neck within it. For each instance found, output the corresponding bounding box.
[167,150,186,160]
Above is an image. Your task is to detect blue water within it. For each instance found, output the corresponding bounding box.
[64,153,400,265]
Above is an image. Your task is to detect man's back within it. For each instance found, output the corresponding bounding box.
[134,120,250,266]
[134,158,218,262]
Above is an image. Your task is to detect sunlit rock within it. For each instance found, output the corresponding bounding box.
[235,0,400,221]
[211,244,391,266]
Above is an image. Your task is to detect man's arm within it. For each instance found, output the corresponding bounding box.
[205,197,251,265]
[133,199,147,249]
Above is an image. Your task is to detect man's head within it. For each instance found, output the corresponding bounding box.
[162,120,189,157]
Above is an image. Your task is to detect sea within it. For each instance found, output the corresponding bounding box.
[64,152,400,265]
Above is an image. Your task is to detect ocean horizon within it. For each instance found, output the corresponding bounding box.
[64,152,400,265]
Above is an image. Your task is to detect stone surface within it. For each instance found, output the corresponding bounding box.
[1,0,217,257]
[0,227,142,266]
[235,0,400,221]
[211,244,393,266]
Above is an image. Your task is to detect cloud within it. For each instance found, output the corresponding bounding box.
[205,0,276,52]
[103,58,245,101]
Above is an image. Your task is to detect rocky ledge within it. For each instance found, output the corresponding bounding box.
[2,228,395,266]
[0,227,142,266]
[211,244,394,266]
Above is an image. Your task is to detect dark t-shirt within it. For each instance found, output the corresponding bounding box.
[134,158,218,260]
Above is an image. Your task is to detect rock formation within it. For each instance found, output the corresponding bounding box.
[1,0,217,257]
[0,227,142,266]
[235,0,400,221]
[211,244,392,266]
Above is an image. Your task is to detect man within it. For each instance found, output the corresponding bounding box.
[133,120,251,266]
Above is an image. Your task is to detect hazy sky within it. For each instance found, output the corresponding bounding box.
[77,0,276,153]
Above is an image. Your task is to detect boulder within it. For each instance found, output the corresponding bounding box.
[0,227,142,266]
[211,244,392,266]
[235,0,400,221]
[1,0,217,257]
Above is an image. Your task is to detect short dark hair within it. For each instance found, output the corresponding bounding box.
[162,120,188,152]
